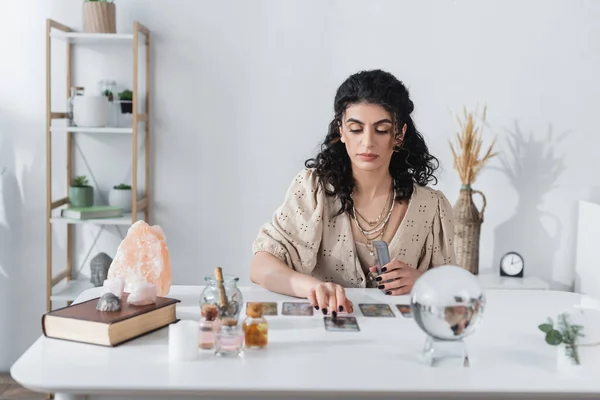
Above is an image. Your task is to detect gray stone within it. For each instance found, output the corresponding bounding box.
[96,292,121,312]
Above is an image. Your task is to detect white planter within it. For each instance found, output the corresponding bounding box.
[108,188,132,212]
[73,95,109,127]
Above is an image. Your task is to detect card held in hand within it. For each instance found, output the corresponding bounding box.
[282,302,314,316]
[324,316,360,332]
[359,303,395,317]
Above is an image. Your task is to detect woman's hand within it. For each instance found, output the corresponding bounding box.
[307,282,354,316]
[369,260,423,295]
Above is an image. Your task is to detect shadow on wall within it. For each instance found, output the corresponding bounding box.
[492,122,568,288]
[0,113,23,370]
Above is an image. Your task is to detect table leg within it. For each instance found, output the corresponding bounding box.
[54,393,88,400]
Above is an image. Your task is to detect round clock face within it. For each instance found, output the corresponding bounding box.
[500,252,524,276]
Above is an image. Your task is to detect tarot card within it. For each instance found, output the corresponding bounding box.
[396,304,413,318]
[282,302,314,316]
[246,302,278,316]
[324,316,360,332]
[359,303,395,317]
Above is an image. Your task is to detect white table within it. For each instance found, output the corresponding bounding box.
[10,285,600,400]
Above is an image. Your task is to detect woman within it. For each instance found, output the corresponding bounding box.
[250,69,456,317]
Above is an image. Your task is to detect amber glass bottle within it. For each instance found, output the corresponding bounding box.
[243,302,268,349]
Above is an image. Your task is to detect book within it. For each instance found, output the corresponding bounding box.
[41,294,180,347]
[61,205,123,220]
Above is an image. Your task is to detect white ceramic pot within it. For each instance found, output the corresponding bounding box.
[108,188,132,213]
[73,95,109,127]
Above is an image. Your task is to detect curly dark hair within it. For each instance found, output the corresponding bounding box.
[305,69,439,216]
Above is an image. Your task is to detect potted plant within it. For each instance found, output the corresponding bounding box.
[118,90,133,114]
[82,0,116,34]
[108,183,132,212]
[69,175,94,207]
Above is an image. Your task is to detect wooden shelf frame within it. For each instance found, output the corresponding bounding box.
[45,19,151,312]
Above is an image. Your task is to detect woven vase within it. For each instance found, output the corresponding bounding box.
[82,2,116,34]
[453,185,487,275]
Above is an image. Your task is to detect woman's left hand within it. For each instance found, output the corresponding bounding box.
[369,260,424,295]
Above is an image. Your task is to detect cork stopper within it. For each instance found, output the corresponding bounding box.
[201,304,219,321]
[222,317,238,327]
[246,302,263,318]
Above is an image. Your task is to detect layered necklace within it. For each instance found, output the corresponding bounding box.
[351,183,396,257]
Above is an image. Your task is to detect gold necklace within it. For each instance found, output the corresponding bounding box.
[354,187,392,226]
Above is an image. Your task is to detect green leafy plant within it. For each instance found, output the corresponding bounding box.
[118,90,133,101]
[113,183,131,190]
[71,176,90,188]
[102,89,114,102]
[539,313,585,365]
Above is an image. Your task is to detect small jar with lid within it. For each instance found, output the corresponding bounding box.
[214,317,244,357]
[243,302,268,350]
[198,304,219,350]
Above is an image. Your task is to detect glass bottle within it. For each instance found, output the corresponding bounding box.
[214,317,244,357]
[98,79,118,126]
[198,304,219,350]
[199,275,243,320]
[243,302,268,350]
[67,86,84,126]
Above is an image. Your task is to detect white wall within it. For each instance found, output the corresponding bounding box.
[1,0,600,369]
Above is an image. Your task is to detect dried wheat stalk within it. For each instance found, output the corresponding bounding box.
[449,105,497,186]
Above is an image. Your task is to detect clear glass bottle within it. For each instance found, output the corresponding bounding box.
[199,275,243,320]
[67,86,84,126]
[214,317,244,357]
[243,302,268,350]
[98,79,118,126]
[198,304,219,350]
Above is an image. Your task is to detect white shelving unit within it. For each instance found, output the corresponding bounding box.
[50,212,145,226]
[49,127,133,134]
[46,19,151,310]
[50,31,134,43]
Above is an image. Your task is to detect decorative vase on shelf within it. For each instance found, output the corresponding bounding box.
[82,1,116,34]
[199,275,243,320]
[453,185,486,275]
[69,176,94,207]
[108,184,132,213]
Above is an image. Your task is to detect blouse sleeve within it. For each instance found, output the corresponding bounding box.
[430,190,457,267]
[252,168,324,275]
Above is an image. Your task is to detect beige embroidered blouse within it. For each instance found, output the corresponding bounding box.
[252,168,456,288]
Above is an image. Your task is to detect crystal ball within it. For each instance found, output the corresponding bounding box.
[410,265,486,340]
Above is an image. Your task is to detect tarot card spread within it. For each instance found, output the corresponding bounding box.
[396,304,412,318]
[359,303,395,317]
[324,316,360,332]
[246,302,278,316]
[282,302,314,316]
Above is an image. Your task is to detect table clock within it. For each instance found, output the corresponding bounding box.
[500,251,524,277]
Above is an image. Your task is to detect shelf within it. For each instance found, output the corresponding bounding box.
[50,31,134,44]
[51,277,96,302]
[50,126,133,134]
[50,212,144,226]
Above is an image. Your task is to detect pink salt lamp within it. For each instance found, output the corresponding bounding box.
[107,220,172,297]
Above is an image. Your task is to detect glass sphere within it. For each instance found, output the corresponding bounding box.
[410,265,486,340]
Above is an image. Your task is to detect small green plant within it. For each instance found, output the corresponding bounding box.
[102,89,114,102]
[118,90,133,101]
[539,313,585,365]
[71,176,90,187]
[113,183,131,190]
